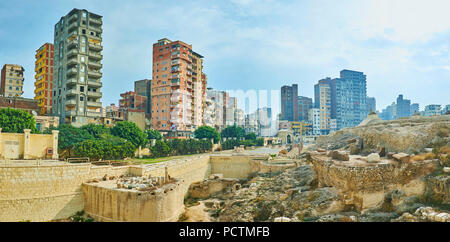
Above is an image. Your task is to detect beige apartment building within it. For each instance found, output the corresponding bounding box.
[151,38,207,138]
[1,64,24,97]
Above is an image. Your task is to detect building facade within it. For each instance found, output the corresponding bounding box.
[335,70,368,129]
[308,108,321,136]
[119,91,147,113]
[134,79,151,117]
[314,78,332,134]
[410,103,420,115]
[395,94,411,119]
[34,43,54,115]
[52,9,104,127]
[1,64,24,97]
[424,105,442,116]
[298,96,313,122]
[366,97,376,113]
[281,84,298,121]
[151,38,206,137]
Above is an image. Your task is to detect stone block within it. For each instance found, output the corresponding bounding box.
[387,152,395,159]
[367,153,381,163]
[443,167,450,173]
[274,217,291,222]
[330,151,349,161]
[393,153,410,163]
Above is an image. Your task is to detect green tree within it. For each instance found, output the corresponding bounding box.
[146,129,163,140]
[81,124,110,138]
[151,140,171,157]
[0,108,38,133]
[221,125,245,139]
[44,124,94,156]
[194,126,220,143]
[244,132,257,141]
[110,121,148,148]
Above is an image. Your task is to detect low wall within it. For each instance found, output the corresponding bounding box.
[83,180,185,222]
[209,155,267,179]
[0,153,273,222]
[0,163,129,222]
[310,153,439,211]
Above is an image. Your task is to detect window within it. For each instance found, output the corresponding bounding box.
[82,12,87,18]
[80,96,84,101]
[82,29,86,34]
[80,86,84,92]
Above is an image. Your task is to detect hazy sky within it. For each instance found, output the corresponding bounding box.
[0,0,449,112]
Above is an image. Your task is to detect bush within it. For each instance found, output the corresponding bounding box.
[111,121,148,148]
[146,129,162,140]
[81,124,110,138]
[151,140,171,158]
[44,124,94,156]
[222,139,241,150]
[73,138,135,161]
[255,138,264,146]
[194,126,220,143]
[166,139,212,155]
[244,133,257,141]
[0,108,39,133]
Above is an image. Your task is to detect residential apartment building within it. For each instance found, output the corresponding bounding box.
[395,94,411,118]
[314,78,332,135]
[424,105,442,116]
[335,70,368,129]
[52,9,104,127]
[281,84,298,121]
[151,38,206,138]
[411,103,420,115]
[366,97,376,113]
[204,88,225,130]
[1,64,24,97]
[34,43,54,115]
[298,96,313,122]
[134,79,151,117]
[308,108,321,136]
[119,91,147,113]
[442,104,450,115]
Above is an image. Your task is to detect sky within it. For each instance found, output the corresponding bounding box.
[0,0,449,113]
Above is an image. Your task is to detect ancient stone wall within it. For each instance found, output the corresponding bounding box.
[310,154,439,211]
[83,180,185,222]
[0,164,129,222]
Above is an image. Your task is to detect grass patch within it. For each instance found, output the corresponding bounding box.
[130,154,199,165]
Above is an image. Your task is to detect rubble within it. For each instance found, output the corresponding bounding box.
[367,153,381,163]
[393,153,410,163]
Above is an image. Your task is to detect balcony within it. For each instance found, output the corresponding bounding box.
[87,80,102,88]
[88,42,103,51]
[88,61,102,69]
[87,70,102,78]
[68,22,78,32]
[89,25,102,33]
[87,101,102,108]
[67,49,78,57]
[87,91,102,98]
[66,68,78,77]
[87,111,103,117]
[66,99,77,106]
[89,18,102,26]
[66,78,77,86]
[67,57,78,67]
[66,89,78,96]
[67,39,78,49]
[88,52,102,60]
[66,110,77,116]
[68,14,78,24]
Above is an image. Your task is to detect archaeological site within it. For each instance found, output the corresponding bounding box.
[0,115,449,222]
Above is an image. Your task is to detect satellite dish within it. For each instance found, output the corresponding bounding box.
[32,111,38,116]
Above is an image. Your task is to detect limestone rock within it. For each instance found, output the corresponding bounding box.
[443,167,450,173]
[386,152,395,159]
[367,153,381,163]
[274,217,291,222]
[393,153,410,163]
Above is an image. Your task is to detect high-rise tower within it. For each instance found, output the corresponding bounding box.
[52,9,103,126]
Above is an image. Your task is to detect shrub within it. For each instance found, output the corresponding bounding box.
[111,121,148,148]
[255,138,264,146]
[73,138,135,161]
[146,129,162,140]
[0,108,39,133]
[150,140,171,157]
[194,126,220,143]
